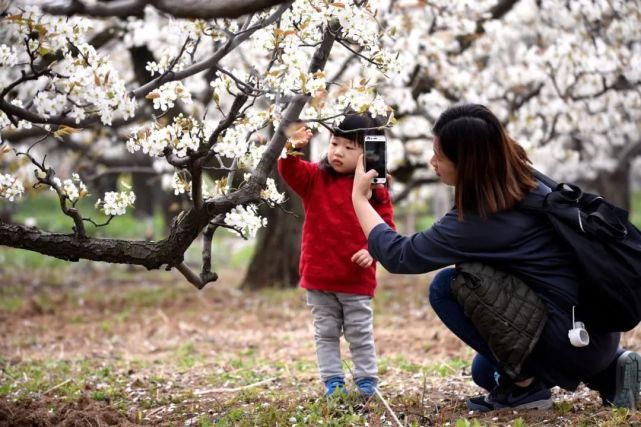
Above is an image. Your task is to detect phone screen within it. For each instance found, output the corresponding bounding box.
[364,136,386,183]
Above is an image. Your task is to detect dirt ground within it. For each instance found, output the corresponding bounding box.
[1,265,640,426]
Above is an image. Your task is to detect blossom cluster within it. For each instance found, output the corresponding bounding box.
[202,177,228,200]
[260,178,285,205]
[0,44,17,67]
[250,0,399,101]
[0,173,24,202]
[300,81,390,129]
[172,171,192,196]
[50,173,89,202]
[146,81,192,112]
[126,115,207,158]
[374,0,641,184]
[213,109,272,160]
[2,10,136,126]
[95,191,136,216]
[224,204,267,238]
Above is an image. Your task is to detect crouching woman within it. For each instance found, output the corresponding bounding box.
[350,103,640,411]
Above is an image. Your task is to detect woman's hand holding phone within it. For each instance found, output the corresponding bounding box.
[353,154,378,201]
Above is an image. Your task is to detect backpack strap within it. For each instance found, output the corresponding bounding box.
[517,169,554,212]
[532,169,558,189]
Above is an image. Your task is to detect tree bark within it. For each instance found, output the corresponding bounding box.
[132,172,156,217]
[242,139,309,290]
[578,142,641,212]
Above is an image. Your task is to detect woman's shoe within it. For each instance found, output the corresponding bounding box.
[467,379,552,412]
[611,351,641,409]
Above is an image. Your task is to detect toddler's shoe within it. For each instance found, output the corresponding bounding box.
[356,377,377,397]
[324,376,348,397]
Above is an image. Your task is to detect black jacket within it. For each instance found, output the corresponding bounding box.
[368,182,620,390]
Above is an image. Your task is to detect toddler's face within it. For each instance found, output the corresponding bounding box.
[328,135,362,174]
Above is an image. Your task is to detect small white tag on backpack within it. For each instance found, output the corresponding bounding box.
[568,321,590,347]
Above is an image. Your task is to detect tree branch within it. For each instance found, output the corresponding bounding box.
[43,0,146,18]
[131,2,292,100]
[392,177,439,203]
[0,202,208,266]
[43,0,290,20]
[1,12,340,289]
[457,0,520,53]
[253,19,341,183]
[200,214,224,285]
[0,2,292,129]
[176,262,216,290]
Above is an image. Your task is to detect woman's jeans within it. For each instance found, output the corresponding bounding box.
[428,268,505,390]
[428,268,622,397]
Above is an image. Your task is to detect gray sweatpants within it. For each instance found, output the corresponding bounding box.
[306,290,378,382]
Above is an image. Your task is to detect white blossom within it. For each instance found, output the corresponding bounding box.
[148,82,192,111]
[261,178,285,204]
[95,191,136,216]
[0,173,24,201]
[49,173,89,202]
[127,115,205,158]
[0,44,17,67]
[172,171,192,196]
[224,204,267,238]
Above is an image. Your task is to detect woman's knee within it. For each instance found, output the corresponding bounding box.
[428,268,457,307]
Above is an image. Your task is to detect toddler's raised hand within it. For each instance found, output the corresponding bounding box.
[287,123,313,149]
[351,249,374,268]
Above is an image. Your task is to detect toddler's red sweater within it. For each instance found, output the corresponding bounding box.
[278,155,395,297]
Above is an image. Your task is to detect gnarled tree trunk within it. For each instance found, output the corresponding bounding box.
[241,171,303,290]
[585,166,631,211]
[242,122,315,290]
[242,141,310,290]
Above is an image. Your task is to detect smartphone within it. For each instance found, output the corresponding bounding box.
[364,135,387,184]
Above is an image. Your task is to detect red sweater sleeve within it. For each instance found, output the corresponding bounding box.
[277,155,317,199]
[373,187,396,231]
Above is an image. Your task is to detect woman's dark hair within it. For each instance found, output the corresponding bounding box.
[432,104,536,220]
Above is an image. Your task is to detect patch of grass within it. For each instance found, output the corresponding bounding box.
[229,243,256,268]
[608,407,631,425]
[0,295,23,312]
[0,357,199,418]
[554,399,573,415]
[0,248,72,270]
[378,356,469,377]
[423,357,470,377]
[176,342,203,369]
[85,285,181,310]
[211,392,377,426]
[455,418,485,427]
[206,352,277,388]
[0,360,82,400]
[11,194,166,240]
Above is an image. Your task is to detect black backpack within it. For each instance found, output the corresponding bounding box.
[519,170,641,332]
